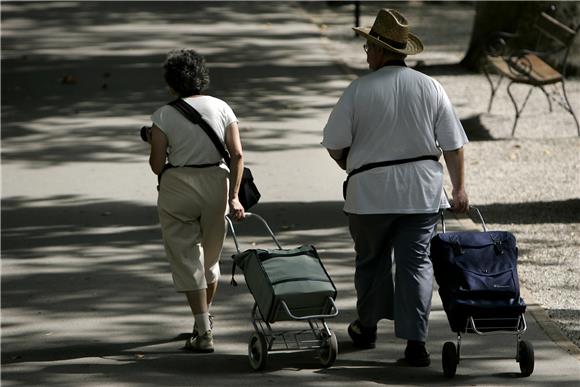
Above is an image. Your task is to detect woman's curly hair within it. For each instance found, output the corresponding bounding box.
[163,49,210,97]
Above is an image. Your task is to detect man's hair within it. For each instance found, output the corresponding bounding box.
[163,49,210,97]
[369,41,407,60]
[386,50,407,60]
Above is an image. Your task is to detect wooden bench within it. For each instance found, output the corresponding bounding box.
[484,12,579,137]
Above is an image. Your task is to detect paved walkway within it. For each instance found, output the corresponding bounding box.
[2,2,579,386]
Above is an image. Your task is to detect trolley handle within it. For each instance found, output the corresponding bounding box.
[279,297,339,321]
[227,213,283,287]
[226,212,283,254]
[440,206,487,234]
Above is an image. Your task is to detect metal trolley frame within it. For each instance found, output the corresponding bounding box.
[226,213,339,371]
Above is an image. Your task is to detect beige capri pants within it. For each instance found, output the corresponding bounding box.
[157,166,228,292]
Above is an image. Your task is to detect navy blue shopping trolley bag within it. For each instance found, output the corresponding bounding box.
[430,208,526,333]
[430,207,534,378]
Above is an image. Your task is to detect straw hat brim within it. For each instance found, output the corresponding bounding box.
[353,26,423,55]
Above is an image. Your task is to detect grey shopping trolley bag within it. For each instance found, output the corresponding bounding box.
[233,244,337,323]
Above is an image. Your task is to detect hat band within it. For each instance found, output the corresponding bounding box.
[369,29,407,49]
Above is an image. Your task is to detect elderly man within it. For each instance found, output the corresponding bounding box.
[322,9,469,366]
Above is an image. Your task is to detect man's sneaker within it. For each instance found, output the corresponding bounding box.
[192,314,214,339]
[347,320,377,349]
[184,330,214,353]
[404,340,431,367]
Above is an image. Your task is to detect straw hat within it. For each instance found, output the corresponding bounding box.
[353,9,423,55]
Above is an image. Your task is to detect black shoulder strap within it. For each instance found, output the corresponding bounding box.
[168,98,231,165]
[346,155,439,182]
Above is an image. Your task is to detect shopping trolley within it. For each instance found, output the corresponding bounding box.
[226,213,339,371]
[431,207,534,377]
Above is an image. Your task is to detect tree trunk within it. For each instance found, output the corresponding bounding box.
[460,1,579,74]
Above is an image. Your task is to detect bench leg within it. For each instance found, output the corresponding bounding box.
[484,68,504,113]
[539,86,553,112]
[560,81,580,136]
[507,82,534,137]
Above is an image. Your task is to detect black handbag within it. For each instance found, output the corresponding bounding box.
[168,99,261,210]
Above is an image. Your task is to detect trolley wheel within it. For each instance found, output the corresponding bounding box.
[442,341,458,378]
[248,332,268,371]
[518,340,534,377]
[318,331,338,368]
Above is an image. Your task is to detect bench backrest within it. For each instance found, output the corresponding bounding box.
[535,12,577,48]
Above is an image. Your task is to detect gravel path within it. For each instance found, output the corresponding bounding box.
[302,1,580,348]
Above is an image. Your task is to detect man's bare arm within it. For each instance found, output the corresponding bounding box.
[443,147,469,213]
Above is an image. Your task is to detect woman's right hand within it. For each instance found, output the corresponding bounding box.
[229,197,245,221]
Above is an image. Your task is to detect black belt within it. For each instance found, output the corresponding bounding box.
[157,162,221,190]
[165,162,220,170]
[343,155,439,199]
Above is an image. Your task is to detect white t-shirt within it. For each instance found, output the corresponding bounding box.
[322,65,468,214]
[151,96,238,168]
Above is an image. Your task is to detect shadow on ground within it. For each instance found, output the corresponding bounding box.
[1,1,347,167]
[474,199,580,224]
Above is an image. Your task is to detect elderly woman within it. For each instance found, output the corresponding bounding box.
[147,49,245,352]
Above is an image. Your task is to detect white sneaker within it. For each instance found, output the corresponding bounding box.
[185,330,214,353]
